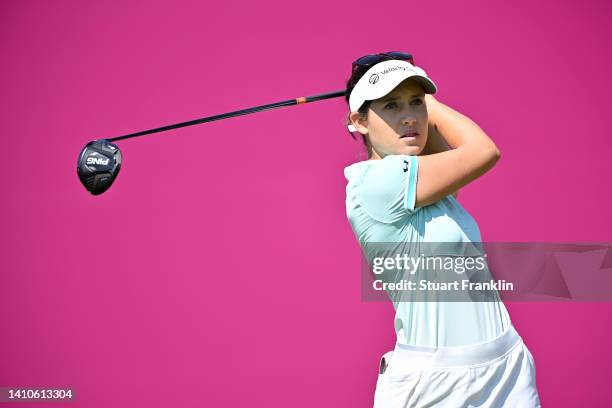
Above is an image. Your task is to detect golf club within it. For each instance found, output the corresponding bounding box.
[77,89,346,195]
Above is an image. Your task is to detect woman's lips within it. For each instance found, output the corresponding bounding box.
[400,132,419,141]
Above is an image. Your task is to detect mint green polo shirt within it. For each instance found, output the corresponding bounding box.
[344,154,511,347]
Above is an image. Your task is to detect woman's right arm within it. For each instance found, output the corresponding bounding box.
[415,95,500,207]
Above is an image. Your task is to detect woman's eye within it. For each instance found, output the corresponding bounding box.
[384,99,422,109]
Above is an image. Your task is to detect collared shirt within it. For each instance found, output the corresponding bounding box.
[344,154,511,347]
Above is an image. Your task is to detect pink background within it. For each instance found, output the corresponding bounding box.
[1,0,611,406]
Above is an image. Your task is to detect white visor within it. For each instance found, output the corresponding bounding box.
[347,59,437,132]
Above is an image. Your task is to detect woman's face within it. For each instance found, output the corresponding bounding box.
[351,79,428,159]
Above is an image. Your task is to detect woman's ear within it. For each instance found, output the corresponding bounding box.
[349,112,368,134]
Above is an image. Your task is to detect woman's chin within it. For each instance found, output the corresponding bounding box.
[399,145,423,156]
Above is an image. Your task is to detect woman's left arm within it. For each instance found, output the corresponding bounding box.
[421,118,460,198]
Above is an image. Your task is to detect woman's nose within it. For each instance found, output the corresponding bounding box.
[403,118,416,126]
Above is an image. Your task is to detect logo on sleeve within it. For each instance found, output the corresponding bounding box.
[403,160,410,173]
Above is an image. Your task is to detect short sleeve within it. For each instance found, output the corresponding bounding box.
[359,155,419,223]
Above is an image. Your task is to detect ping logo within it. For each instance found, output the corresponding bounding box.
[369,73,379,84]
[403,160,409,173]
[87,157,110,166]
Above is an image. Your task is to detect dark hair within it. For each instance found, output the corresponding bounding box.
[344,67,373,147]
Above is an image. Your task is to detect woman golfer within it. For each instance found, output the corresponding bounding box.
[343,52,541,407]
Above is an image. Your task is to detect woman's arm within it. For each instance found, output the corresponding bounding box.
[415,95,500,207]
[421,103,459,198]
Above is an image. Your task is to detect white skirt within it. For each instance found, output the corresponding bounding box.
[374,325,541,408]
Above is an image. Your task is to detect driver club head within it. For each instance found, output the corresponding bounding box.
[77,139,122,195]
